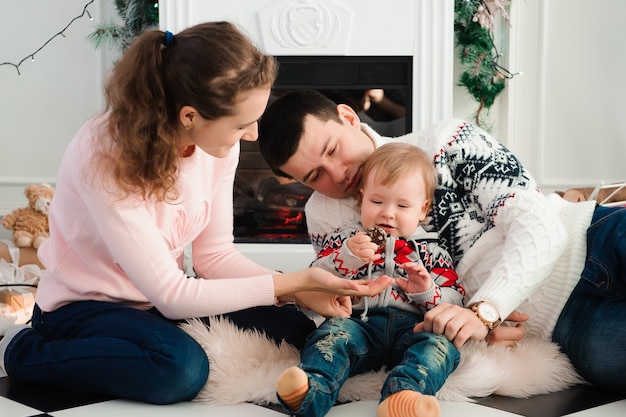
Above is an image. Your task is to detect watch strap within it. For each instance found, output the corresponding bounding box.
[469,302,501,331]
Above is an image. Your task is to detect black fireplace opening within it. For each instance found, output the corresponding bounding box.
[234,55,413,243]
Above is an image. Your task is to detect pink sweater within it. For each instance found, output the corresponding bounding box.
[36,116,276,319]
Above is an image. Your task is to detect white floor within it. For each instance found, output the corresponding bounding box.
[2,396,625,417]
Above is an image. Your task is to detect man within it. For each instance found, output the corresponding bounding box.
[259,89,568,348]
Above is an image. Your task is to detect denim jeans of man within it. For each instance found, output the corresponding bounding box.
[3,301,209,404]
[553,204,626,392]
[278,307,460,417]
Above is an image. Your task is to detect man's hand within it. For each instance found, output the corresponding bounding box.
[295,291,353,318]
[486,311,528,348]
[413,303,488,349]
[414,304,529,349]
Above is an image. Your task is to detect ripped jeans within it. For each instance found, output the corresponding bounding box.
[278,307,460,417]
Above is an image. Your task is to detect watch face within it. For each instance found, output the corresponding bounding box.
[478,303,499,322]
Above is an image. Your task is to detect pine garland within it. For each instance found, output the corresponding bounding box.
[87,0,159,52]
[454,0,514,128]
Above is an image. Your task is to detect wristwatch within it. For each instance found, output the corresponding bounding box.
[468,301,501,331]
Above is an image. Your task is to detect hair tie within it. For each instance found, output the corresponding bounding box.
[163,30,174,47]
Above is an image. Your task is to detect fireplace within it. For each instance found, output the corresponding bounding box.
[160,0,454,270]
[234,55,413,243]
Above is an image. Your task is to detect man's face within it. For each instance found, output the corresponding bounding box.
[278,105,376,199]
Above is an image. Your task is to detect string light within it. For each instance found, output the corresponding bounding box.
[0,0,95,76]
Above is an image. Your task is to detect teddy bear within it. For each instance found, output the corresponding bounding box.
[2,183,54,249]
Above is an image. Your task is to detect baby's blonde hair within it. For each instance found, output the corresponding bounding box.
[359,143,437,211]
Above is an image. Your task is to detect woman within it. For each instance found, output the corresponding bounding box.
[0,22,391,404]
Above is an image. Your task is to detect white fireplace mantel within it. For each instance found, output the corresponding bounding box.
[159,0,454,131]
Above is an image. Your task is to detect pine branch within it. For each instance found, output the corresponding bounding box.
[454,0,513,129]
[88,0,158,53]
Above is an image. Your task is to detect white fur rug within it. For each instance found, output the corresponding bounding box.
[181,317,584,405]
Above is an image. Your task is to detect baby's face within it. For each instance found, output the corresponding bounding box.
[359,168,429,238]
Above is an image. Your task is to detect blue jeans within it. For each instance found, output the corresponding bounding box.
[222,304,316,350]
[278,308,460,417]
[3,301,315,403]
[553,204,626,393]
[3,301,209,404]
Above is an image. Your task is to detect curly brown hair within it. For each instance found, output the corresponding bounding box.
[99,21,277,201]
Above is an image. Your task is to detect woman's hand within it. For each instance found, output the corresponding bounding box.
[413,303,488,349]
[295,291,353,318]
[486,311,528,348]
[275,267,393,297]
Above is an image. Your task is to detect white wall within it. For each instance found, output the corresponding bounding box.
[502,0,626,191]
[0,0,116,215]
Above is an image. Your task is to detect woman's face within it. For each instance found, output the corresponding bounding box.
[179,86,271,158]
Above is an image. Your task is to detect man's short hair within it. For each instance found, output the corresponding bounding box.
[258,90,342,178]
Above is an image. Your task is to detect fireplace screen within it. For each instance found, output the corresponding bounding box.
[234,56,413,243]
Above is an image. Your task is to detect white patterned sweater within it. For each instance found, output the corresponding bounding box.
[306,119,595,340]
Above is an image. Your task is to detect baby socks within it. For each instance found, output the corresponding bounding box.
[377,390,440,417]
[276,366,309,411]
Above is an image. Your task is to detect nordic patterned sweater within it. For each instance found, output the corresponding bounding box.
[311,223,464,315]
[305,119,590,340]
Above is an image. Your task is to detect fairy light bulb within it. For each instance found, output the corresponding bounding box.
[0,0,96,75]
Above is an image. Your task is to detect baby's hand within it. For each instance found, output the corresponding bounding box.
[395,262,431,294]
[347,232,381,263]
